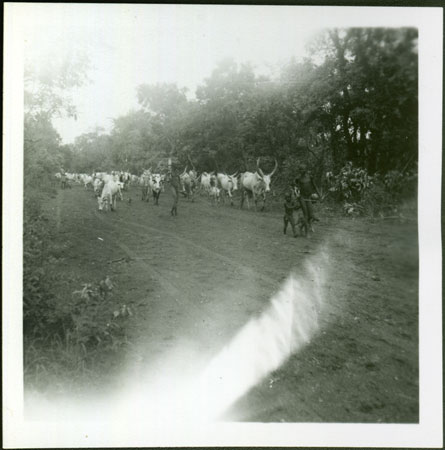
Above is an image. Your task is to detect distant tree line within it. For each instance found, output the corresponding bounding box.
[25,28,418,191]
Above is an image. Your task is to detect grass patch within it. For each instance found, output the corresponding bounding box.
[23,187,136,395]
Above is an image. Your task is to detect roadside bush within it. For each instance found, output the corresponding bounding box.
[326,162,373,203]
[326,162,417,217]
[383,169,417,200]
[70,277,133,352]
[24,273,135,392]
[23,191,136,391]
[23,193,63,338]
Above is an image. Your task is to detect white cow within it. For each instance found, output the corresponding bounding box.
[95,172,107,181]
[240,158,278,211]
[116,182,125,198]
[65,173,77,183]
[180,166,198,202]
[209,185,221,206]
[81,174,94,190]
[98,180,122,212]
[93,178,104,197]
[149,173,163,205]
[217,172,238,206]
[199,171,215,195]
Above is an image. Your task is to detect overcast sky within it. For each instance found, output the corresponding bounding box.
[17,4,423,144]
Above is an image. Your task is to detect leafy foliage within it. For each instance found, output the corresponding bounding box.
[23,49,137,392]
[24,246,136,392]
[24,52,91,186]
[326,162,416,216]
[69,28,417,191]
[25,51,90,120]
[327,161,373,202]
[70,277,133,351]
[23,193,57,337]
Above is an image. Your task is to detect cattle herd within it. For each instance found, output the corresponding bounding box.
[54,158,280,213]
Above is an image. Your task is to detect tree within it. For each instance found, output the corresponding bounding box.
[24,51,91,185]
[72,129,113,173]
[25,51,90,121]
[109,110,156,172]
[24,114,62,184]
[302,28,418,174]
[136,83,190,161]
[192,59,266,171]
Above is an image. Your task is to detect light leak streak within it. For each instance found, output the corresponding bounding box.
[195,261,326,421]
[115,256,327,424]
[25,254,328,426]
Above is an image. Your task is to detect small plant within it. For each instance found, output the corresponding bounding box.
[326,163,417,217]
[342,201,364,217]
[71,276,133,352]
[326,162,373,215]
[327,162,373,203]
[384,170,405,194]
[24,273,136,393]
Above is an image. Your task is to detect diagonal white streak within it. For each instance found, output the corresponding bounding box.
[24,254,328,427]
[194,262,325,421]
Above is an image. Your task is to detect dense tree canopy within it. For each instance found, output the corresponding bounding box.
[29,28,418,189]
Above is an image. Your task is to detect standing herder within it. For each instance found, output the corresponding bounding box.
[283,192,300,238]
[167,158,181,216]
[294,165,321,231]
[60,167,67,189]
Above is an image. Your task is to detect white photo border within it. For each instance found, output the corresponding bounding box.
[3,3,443,448]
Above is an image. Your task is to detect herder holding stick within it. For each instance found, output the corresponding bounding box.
[293,164,321,232]
[167,158,181,216]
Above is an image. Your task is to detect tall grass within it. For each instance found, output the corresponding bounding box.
[23,185,135,394]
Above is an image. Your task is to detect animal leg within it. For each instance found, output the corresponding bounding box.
[260,193,266,211]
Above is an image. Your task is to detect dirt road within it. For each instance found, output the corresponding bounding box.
[40,184,418,423]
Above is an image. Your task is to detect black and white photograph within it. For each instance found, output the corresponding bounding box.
[3,3,443,448]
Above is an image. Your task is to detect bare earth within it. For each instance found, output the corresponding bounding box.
[39,184,418,423]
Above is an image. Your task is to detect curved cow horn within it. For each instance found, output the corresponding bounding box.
[256,158,265,177]
[231,171,238,178]
[181,166,188,175]
[270,159,278,177]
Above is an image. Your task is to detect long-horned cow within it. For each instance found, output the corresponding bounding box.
[240,158,278,211]
[217,172,238,206]
[199,171,215,195]
[149,173,163,205]
[179,166,198,202]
